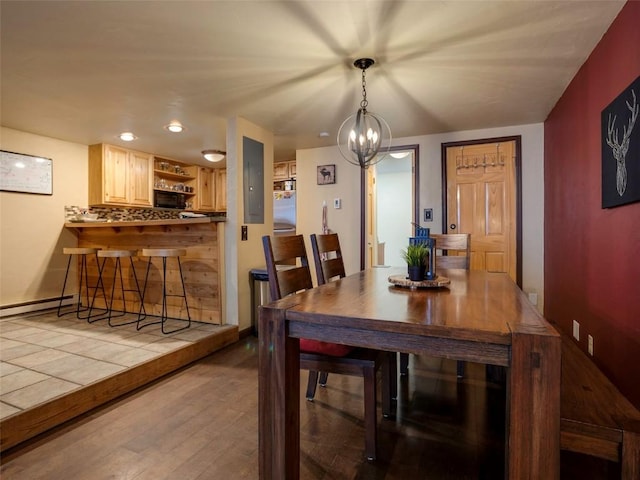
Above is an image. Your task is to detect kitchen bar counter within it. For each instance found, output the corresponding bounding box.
[64,217,225,324]
[64,216,225,229]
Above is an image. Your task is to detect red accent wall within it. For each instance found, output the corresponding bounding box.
[544,1,640,408]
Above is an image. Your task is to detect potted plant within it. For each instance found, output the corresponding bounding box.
[401,243,429,281]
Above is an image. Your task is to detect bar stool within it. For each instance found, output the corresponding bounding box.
[90,249,145,327]
[137,248,191,334]
[57,247,107,321]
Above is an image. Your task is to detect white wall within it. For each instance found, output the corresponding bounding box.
[296,147,363,279]
[0,127,87,309]
[297,123,545,311]
[225,117,274,329]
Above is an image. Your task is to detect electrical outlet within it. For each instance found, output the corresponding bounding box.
[424,208,433,222]
[241,225,248,241]
[527,292,538,306]
[588,335,594,356]
[572,320,580,341]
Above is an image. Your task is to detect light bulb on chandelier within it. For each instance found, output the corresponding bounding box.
[337,58,391,169]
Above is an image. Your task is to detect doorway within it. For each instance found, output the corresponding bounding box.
[365,145,419,268]
[442,137,522,286]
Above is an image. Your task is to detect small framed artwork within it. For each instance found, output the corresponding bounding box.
[317,164,336,185]
[601,75,640,208]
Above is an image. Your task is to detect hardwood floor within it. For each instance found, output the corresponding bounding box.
[0,338,620,479]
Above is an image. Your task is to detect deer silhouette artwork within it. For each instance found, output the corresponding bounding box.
[319,167,333,183]
[606,89,638,196]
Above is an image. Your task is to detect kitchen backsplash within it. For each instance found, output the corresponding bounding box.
[65,206,225,222]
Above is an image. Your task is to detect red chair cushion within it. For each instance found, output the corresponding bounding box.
[300,339,353,357]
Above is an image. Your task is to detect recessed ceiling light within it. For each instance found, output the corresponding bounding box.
[319,131,330,138]
[390,152,410,159]
[119,132,137,141]
[202,149,226,162]
[165,121,184,133]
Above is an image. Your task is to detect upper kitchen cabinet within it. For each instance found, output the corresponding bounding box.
[89,144,153,207]
[215,168,227,212]
[193,167,227,212]
[194,166,215,211]
[273,160,296,181]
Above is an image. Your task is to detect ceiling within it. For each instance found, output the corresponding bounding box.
[0,1,626,167]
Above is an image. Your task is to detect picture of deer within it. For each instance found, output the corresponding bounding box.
[606,89,638,196]
[316,165,336,185]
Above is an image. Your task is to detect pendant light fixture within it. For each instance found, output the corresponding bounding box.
[337,58,391,169]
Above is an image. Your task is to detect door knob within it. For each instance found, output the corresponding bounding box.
[450,224,456,230]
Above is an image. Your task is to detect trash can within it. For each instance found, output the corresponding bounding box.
[249,268,271,336]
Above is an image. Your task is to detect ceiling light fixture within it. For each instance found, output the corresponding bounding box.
[337,58,391,169]
[165,121,184,133]
[390,152,410,159]
[119,132,137,141]
[202,149,226,162]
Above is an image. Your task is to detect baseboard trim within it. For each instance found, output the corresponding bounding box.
[0,296,77,319]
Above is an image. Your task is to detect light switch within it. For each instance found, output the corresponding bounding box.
[334,198,341,209]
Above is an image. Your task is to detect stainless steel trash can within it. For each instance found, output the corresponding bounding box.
[249,268,271,336]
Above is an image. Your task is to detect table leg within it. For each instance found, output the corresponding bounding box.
[507,332,561,479]
[259,306,300,479]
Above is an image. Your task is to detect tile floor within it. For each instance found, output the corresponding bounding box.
[0,308,227,421]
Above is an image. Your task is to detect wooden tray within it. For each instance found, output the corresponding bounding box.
[388,274,451,289]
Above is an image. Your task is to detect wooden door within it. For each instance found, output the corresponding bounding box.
[103,145,129,204]
[445,140,517,281]
[129,151,153,206]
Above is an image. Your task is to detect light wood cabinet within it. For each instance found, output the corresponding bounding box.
[194,167,215,211]
[89,144,226,212]
[273,160,296,183]
[273,162,290,181]
[130,151,154,206]
[89,144,153,207]
[215,168,227,212]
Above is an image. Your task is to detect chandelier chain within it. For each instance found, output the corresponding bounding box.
[360,68,368,110]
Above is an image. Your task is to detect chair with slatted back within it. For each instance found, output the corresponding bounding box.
[400,233,471,377]
[262,234,394,461]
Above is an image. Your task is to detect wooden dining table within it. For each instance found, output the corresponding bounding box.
[258,267,561,479]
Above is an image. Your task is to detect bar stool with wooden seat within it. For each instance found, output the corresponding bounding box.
[90,249,145,327]
[136,248,191,334]
[57,247,108,321]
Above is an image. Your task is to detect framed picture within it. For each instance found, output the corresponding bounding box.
[317,164,336,185]
[601,75,640,208]
[0,150,53,195]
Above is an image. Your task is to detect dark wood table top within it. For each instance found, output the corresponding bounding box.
[259,267,561,479]
[272,267,556,345]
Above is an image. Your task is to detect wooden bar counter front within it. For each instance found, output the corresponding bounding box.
[64,217,225,324]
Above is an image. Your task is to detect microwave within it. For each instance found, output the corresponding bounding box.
[154,190,187,209]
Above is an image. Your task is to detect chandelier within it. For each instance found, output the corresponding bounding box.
[337,58,391,168]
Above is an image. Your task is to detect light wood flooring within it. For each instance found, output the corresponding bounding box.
[1,332,619,479]
[0,308,237,450]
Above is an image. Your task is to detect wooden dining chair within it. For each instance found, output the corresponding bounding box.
[262,234,394,460]
[400,233,471,377]
[308,232,346,395]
